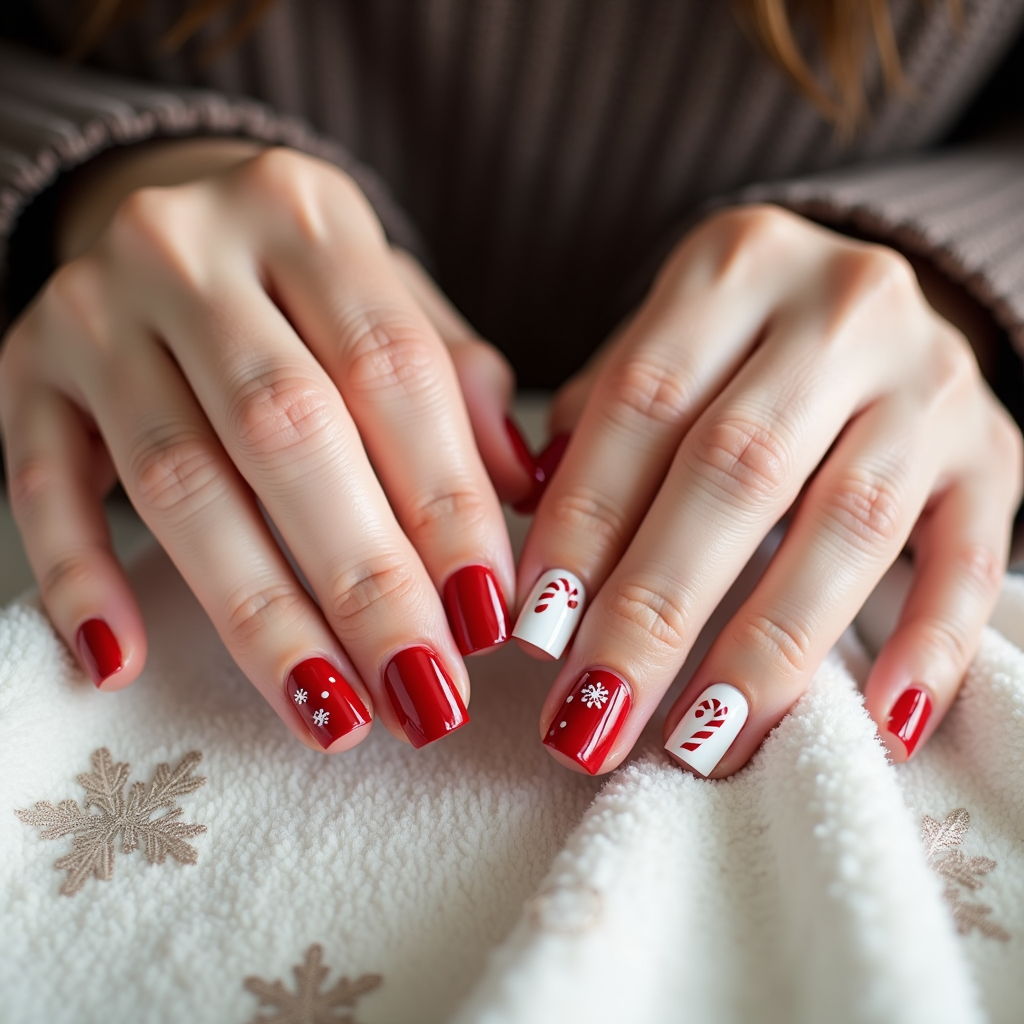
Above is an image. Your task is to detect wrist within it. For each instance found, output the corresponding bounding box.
[57,136,266,262]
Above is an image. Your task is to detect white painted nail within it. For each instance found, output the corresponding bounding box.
[512,569,586,659]
[664,682,749,777]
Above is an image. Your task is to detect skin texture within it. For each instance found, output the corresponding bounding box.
[0,140,1019,771]
[0,140,532,752]
[521,205,1022,775]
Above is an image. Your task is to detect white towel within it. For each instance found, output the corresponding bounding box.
[1,535,1022,1023]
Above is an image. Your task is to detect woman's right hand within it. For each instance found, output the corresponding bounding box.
[0,144,531,752]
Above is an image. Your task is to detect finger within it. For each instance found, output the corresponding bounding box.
[120,258,471,740]
[70,333,376,753]
[390,247,535,505]
[0,381,145,689]
[515,208,809,657]
[658,394,936,777]
[230,160,513,655]
[865,420,1021,760]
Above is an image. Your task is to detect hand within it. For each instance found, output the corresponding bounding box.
[514,204,1022,776]
[0,143,536,752]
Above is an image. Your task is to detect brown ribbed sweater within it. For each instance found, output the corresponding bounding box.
[2,0,1024,389]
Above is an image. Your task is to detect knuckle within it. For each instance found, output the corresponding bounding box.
[818,471,904,553]
[227,368,335,461]
[924,331,978,405]
[688,416,791,508]
[604,577,694,654]
[340,312,441,399]
[7,456,54,519]
[701,204,797,283]
[844,245,917,299]
[39,549,100,604]
[224,581,310,650]
[329,556,419,633]
[733,611,812,678]
[46,259,110,348]
[950,542,1004,598]
[603,356,694,430]
[108,187,206,290]
[547,488,627,549]
[129,426,224,518]
[243,148,327,241]
[405,487,489,539]
[914,615,974,670]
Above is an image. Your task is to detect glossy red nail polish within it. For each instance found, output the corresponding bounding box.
[76,619,123,687]
[505,416,538,479]
[543,668,632,774]
[443,565,510,655]
[887,686,933,758]
[513,432,570,514]
[384,646,469,748]
[287,658,370,749]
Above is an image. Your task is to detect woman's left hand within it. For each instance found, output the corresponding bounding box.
[514,204,1022,777]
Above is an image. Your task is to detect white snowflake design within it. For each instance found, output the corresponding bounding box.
[293,689,308,705]
[312,708,330,728]
[580,682,610,709]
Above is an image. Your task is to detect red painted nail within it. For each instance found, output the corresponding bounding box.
[443,565,510,655]
[287,658,370,749]
[505,416,538,479]
[513,432,570,514]
[76,619,123,687]
[887,686,933,758]
[543,668,632,774]
[384,646,469,748]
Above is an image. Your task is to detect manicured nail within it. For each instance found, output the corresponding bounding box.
[443,565,510,655]
[513,432,570,514]
[384,646,469,748]
[665,682,749,777]
[76,619,123,687]
[512,568,586,659]
[887,686,932,758]
[287,657,370,749]
[505,416,537,478]
[543,668,632,774]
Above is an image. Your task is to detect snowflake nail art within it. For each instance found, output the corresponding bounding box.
[544,669,632,775]
[286,658,370,749]
[580,681,609,708]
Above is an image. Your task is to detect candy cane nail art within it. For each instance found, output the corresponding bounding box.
[664,683,749,776]
[512,569,586,659]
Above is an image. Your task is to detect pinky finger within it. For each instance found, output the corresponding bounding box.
[864,471,1016,761]
[3,388,146,689]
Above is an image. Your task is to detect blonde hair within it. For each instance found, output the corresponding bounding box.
[71,0,957,133]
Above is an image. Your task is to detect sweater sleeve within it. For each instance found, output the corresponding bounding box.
[738,129,1024,367]
[0,40,425,326]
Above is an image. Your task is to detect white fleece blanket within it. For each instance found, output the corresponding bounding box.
[1,530,1022,1024]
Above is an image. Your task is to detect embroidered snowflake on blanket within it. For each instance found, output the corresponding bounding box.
[244,943,381,1023]
[16,748,207,896]
[580,681,609,708]
[922,808,1009,941]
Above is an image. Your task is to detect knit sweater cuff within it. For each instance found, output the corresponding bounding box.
[0,41,426,324]
[740,131,1024,364]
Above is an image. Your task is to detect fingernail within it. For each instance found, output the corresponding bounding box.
[512,568,586,659]
[543,668,632,774]
[443,565,510,655]
[76,619,123,687]
[513,432,570,514]
[887,686,932,758]
[287,657,370,749]
[665,682,749,777]
[384,646,469,748]
[505,416,537,478]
